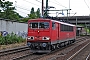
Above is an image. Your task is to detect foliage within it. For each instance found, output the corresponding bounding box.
[79,24,90,33]
[28,7,37,19]
[0,1,41,22]
[0,1,22,21]
[36,8,41,18]
[21,7,41,22]
[20,17,30,22]
[28,7,41,19]
[0,33,25,45]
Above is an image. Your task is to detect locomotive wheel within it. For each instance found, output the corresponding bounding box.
[65,41,68,46]
[51,45,56,51]
[58,43,62,48]
[68,40,71,44]
[56,43,60,49]
[60,42,65,47]
[72,39,75,43]
[67,41,70,45]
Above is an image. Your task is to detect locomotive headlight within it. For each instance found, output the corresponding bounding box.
[42,43,47,47]
[27,36,34,40]
[42,37,50,40]
[27,42,31,46]
[27,37,30,40]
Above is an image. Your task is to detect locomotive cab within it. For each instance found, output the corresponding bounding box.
[27,18,52,53]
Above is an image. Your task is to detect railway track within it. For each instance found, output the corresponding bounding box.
[0,46,29,56]
[67,40,90,60]
[10,36,90,60]
[65,36,90,60]
[0,46,31,60]
[38,36,90,60]
[86,53,90,60]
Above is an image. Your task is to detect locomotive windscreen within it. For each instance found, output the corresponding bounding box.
[29,22,49,29]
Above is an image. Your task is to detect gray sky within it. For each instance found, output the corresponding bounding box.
[5,0,90,17]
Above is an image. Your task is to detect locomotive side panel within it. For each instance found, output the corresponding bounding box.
[59,32,75,41]
[50,21,76,45]
[59,23,75,40]
[50,22,59,44]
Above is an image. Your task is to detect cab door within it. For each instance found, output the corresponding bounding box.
[57,23,60,40]
[51,22,59,44]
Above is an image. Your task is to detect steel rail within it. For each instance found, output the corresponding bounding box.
[67,40,90,60]
[12,53,33,60]
[86,53,90,60]
[0,46,29,56]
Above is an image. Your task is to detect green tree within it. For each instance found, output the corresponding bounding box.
[36,8,41,18]
[20,7,41,22]
[28,7,37,19]
[0,1,22,21]
[20,17,30,22]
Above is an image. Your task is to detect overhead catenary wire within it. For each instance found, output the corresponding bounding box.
[15,10,28,15]
[36,0,41,3]
[15,6,30,11]
[55,0,67,8]
[14,0,76,17]
[23,0,40,6]
[14,9,30,17]
[49,0,67,8]
[14,1,41,17]
[84,0,90,10]
[15,0,67,14]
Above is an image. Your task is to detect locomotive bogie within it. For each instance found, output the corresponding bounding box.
[27,42,52,53]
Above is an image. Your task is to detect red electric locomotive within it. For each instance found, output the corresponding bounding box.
[27,18,76,53]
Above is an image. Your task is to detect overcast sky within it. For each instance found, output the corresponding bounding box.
[5,0,90,17]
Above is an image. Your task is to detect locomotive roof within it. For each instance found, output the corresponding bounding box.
[51,20,75,27]
[28,18,75,27]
